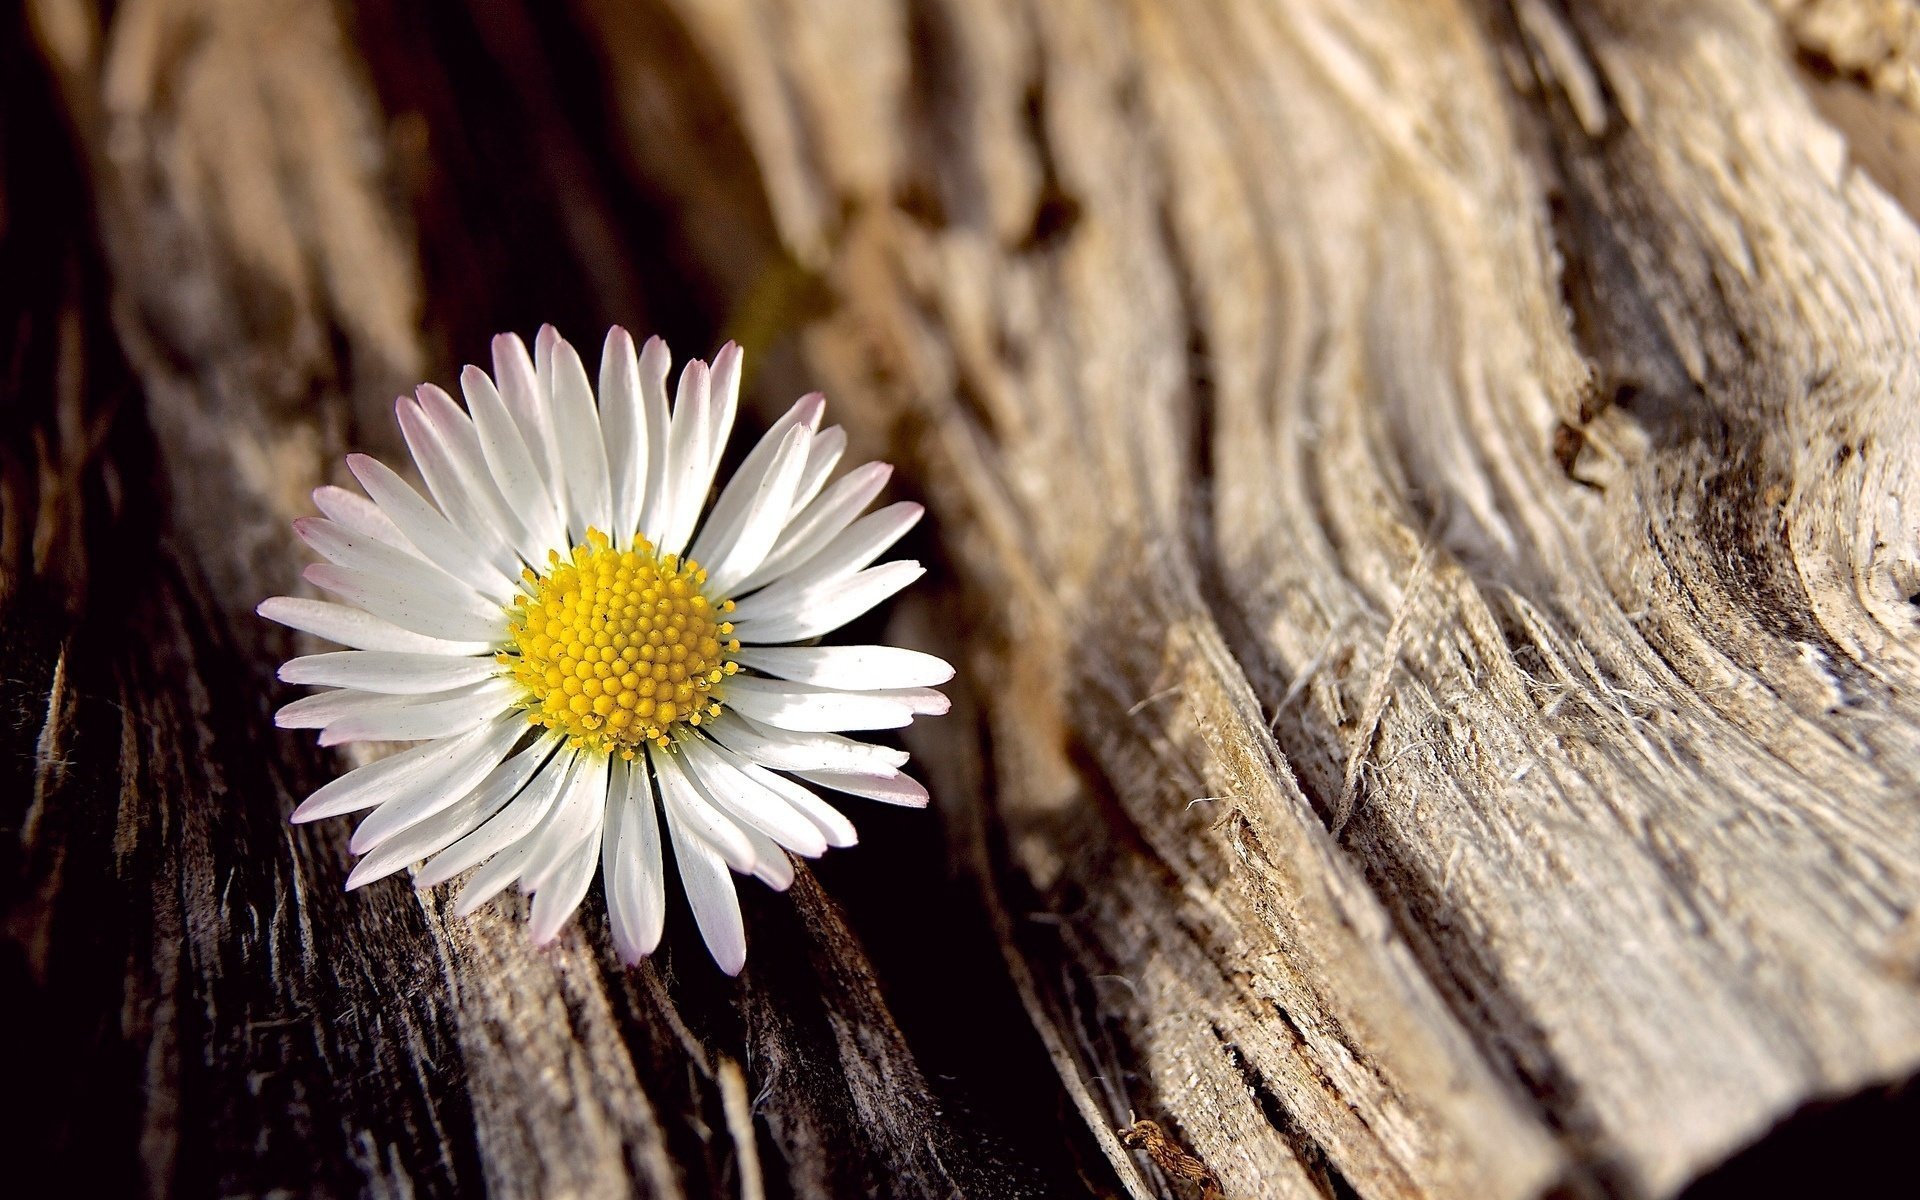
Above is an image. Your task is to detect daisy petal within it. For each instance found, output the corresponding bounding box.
[534,324,559,377]
[549,334,613,539]
[305,562,508,644]
[494,332,568,523]
[680,735,829,857]
[462,363,566,554]
[699,425,813,597]
[278,679,500,742]
[258,597,492,656]
[347,454,518,602]
[788,424,847,517]
[729,644,954,690]
[314,679,516,746]
[599,766,631,925]
[740,824,795,890]
[718,676,921,732]
[649,743,757,874]
[290,714,517,823]
[663,788,747,975]
[604,757,667,963]
[690,392,824,570]
[655,359,713,555]
[279,650,501,694]
[275,687,415,729]
[520,752,609,895]
[704,711,908,774]
[345,785,504,890]
[707,342,743,449]
[295,516,485,598]
[794,766,931,808]
[531,820,605,945]
[404,388,534,571]
[708,743,860,848]
[735,461,891,594]
[412,736,569,887]
[598,328,647,544]
[732,502,922,614]
[346,714,528,852]
[729,560,925,644]
[635,336,674,540]
[451,751,583,912]
[312,485,408,548]
[343,733,556,886]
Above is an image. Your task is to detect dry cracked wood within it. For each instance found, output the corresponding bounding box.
[585,0,1920,1195]
[8,0,1920,1197]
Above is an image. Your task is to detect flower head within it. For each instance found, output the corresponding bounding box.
[262,327,949,973]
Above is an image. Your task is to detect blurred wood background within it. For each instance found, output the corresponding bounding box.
[6,0,1920,1196]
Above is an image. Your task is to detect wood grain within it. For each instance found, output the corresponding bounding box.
[7,0,1920,1196]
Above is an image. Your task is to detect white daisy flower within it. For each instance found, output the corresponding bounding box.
[261,327,950,973]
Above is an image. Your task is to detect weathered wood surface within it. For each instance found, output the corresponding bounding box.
[8,0,1920,1197]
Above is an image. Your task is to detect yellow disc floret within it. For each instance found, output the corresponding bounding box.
[501,528,741,757]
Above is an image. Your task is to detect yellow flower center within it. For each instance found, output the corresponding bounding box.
[501,528,739,757]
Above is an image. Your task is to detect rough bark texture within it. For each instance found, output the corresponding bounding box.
[6,1,1920,1197]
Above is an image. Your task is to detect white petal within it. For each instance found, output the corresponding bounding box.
[417,739,572,888]
[462,363,566,555]
[549,334,613,539]
[708,742,860,848]
[649,742,756,872]
[690,393,824,571]
[403,389,532,571]
[729,561,925,645]
[729,502,921,617]
[598,328,647,544]
[346,714,528,852]
[348,454,517,602]
[635,336,674,541]
[493,332,568,523]
[290,715,516,822]
[519,752,609,895]
[663,785,747,975]
[793,766,931,808]
[604,756,667,963]
[788,424,847,517]
[305,564,506,645]
[600,766,631,933]
[680,735,828,857]
[452,751,583,912]
[530,818,604,945]
[313,679,515,746]
[654,359,713,555]
[312,485,408,549]
[295,516,486,602]
[344,732,558,885]
[739,823,794,891]
[258,597,492,656]
[721,676,931,732]
[704,711,908,774]
[345,784,504,889]
[700,426,813,597]
[729,644,953,690]
[707,342,743,450]
[279,650,501,694]
[275,687,415,729]
[734,462,891,595]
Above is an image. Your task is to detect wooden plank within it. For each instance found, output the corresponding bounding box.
[9,0,1920,1195]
